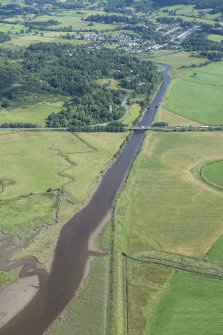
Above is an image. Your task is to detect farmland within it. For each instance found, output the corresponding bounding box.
[150,4,222,25]
[148,272,223,335]
[112,132,223,334]
[165,62,223,125]
[201,160,223,189]
[148,51,207,69]
[1,0,223,334]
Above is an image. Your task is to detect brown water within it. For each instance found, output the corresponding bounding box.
[0,64,171,335]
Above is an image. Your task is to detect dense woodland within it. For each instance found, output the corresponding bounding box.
[0,43,161,127]
[105,0,223,14]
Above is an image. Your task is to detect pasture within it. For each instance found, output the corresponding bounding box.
[208,34,223,42]
[201,160,223,189]
[111,132,223,334]
[150,51,207,69]
[0,101,63,126]
[166,62,223,124]
[148,271,223,335]
[115,132,223,256]
[150,4,221,24]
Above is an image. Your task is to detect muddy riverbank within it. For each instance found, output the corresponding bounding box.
[0,64,171,335]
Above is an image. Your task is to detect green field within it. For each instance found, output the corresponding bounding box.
[149,51,206,69]
[166,62,223,124]
[148,271,223,335]
[150,4,221,25]
[123,103,141,126]
[0,101,63,126]
[116,132,223,256]
[208,34,223,42]
[201,160,223,189]
[111,131,223,334]
[0,131,126,265]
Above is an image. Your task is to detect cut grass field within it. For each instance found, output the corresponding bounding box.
[147,271,223,335]
[208,34,223,42]
[201,160,223,189]
[166,62,223,125]
[0,131,126,263]
[0,101,63,126]
[116,132,223,256]
[155,106,200,126]
[112,131,223,335]
[150,51,207,69]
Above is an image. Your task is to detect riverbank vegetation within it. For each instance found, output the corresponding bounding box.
[0,131,126,289]
[1,0,223,333]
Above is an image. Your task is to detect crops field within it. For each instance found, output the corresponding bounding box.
[166,62,223,125]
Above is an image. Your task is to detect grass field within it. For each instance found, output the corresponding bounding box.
[30,10,120,31]
[208,34,223,42]
[111,131,223,334]
[201,160,223,189]
[155,106,200,126]
[166,62,223,124]
[123,103,141,126]
[117,132,223,255]
[128,261,172,335]
[0,131,126,264]
[147,271,223,335]
[150,4,221,24]
[0,101,63,126]
[150,51,207,69]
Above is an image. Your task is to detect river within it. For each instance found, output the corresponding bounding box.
[0,63,171,335]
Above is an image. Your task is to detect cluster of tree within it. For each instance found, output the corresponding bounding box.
[183,32,223,60]
[153,121,168,127]
[196,0,223,15]
[84,14,140,25]
[0,43,161,127]
[149,0,223,14]
[69,121,126,132]
[0,32,10,43]
[183,32,223,52]
[200,51,223,61]
[157,16,192,27]
[0,123,37,128]
[25,20,59,30]
[0,0,88,20]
